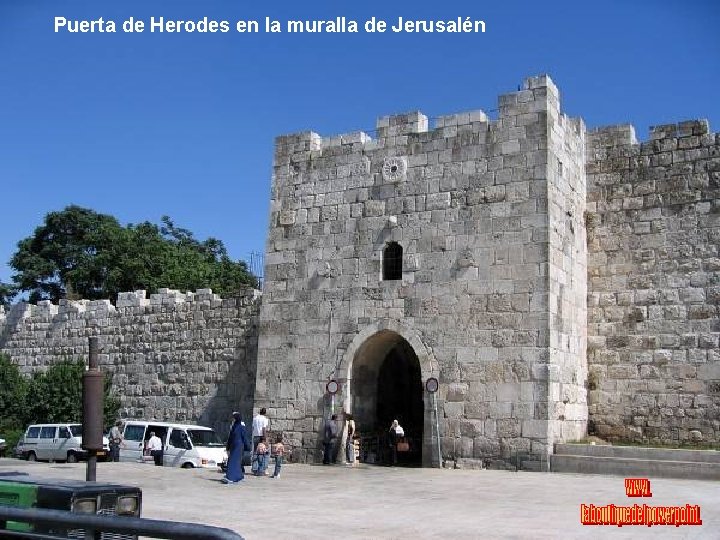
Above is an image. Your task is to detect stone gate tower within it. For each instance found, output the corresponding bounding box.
[255,75,588,467]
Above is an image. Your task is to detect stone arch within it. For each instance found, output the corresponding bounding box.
[337,320,438,384]
[336,320,440,467]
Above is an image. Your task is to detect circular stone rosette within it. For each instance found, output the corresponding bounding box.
[382,157,407,182]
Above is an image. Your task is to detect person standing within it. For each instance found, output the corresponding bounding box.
[345,414,356,466]
[146,431,163,467]
[322,414,338,465]
[251,408,269,459]
[270,435,284,479]
[254,437,269,476]
[388,419,404,466]
[109,420,124,462]
[224,412,251,484]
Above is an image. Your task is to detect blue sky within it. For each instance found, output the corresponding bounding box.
[1,0,718,288]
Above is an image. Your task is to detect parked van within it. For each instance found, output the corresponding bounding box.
[118,420,226,469]
[17,424,110,463]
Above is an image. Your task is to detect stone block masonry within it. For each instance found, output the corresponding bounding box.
[258,75,587,467]
[586,120,720,446]
[0,288,261,435]
[2,75,717,467]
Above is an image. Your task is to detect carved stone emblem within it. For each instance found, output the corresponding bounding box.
[457,247,476,268]
[382,157,407,182]
[349,157,371,176]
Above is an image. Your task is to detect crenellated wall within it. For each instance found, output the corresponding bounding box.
[1,76,717,466]
[0,288,261,435]
[586,119,720,445]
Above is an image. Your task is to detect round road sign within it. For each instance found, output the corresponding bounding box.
[326,379,340,394]
[425,377,439,393]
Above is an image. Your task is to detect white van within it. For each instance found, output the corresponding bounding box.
[118,420,227,468]
[17,423,110,463]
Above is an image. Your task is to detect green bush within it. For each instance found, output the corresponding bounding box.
[0,355,120,447]
[0,355,28,427]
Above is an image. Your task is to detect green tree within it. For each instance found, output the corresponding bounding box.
[0,355,120,451]
[9,206,125,302]
[26,359,120,427]
[8,206,257,303]
[0,354,28,430]
[0,282,16,308]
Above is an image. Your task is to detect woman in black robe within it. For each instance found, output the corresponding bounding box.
[223,412,250,484]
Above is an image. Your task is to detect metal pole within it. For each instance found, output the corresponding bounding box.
[433,392,441,468]
[85,336,101,482]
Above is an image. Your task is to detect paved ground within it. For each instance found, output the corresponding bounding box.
[0,458,717,539]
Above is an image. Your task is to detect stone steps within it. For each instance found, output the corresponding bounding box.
[554,443,720,463]
[551,444,720,481]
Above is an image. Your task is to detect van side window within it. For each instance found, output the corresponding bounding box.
[27,426,41,438]
[124,425,145,442]
[169,429,186,448]
[59,427,71,438]
[40,427,56,439]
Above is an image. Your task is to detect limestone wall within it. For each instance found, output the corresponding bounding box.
[545,82,588,445]
[257,75,587,466]
[4,76,716,466]
[0,288,261,435]
[587,120,720,445]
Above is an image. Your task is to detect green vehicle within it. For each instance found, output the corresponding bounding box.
[0,473,141,539]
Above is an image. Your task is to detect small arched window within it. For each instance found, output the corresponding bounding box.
[383,242,403,281]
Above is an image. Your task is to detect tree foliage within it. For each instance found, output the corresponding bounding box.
[0,355,120,446]
[0,282,17,308]
[26,359,120,426]
[0,354,28,429]
[8,206,257,303]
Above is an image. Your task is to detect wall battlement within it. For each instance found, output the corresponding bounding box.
[587,119,719,184]
[274,75,565,158]
[0,288,262,436]
[0,288,260,324]
[588,119,715,150]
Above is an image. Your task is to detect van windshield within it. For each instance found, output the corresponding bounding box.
[187,429,224,447]
[69,426,83,437]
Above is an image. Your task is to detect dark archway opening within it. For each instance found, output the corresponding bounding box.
[350,331,423,467]
[376,340,423,466]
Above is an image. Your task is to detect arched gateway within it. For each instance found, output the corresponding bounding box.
[337,321,440,467]
[258,82,591,469]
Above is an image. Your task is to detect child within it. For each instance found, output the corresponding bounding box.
[254,437,268,476]
[271,435,285,479]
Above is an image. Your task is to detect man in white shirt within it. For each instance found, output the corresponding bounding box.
[251,408,269,460]
[146,431,163,467]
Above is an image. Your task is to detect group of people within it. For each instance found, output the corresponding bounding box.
[110,408,405,482]
[108,420,164,466]
[322,413,357,466]
[223,408,284,485]
[322,414,405,466]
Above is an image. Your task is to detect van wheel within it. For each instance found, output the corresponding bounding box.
[66,452,78,463]
[27,452,37,462]
[181,463,194,469]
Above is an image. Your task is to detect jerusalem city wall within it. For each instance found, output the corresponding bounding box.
[1,75,717,467]
[0,288,261,435]
[586,120,720,445]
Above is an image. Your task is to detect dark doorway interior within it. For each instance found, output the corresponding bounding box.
[376,339,423,466]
